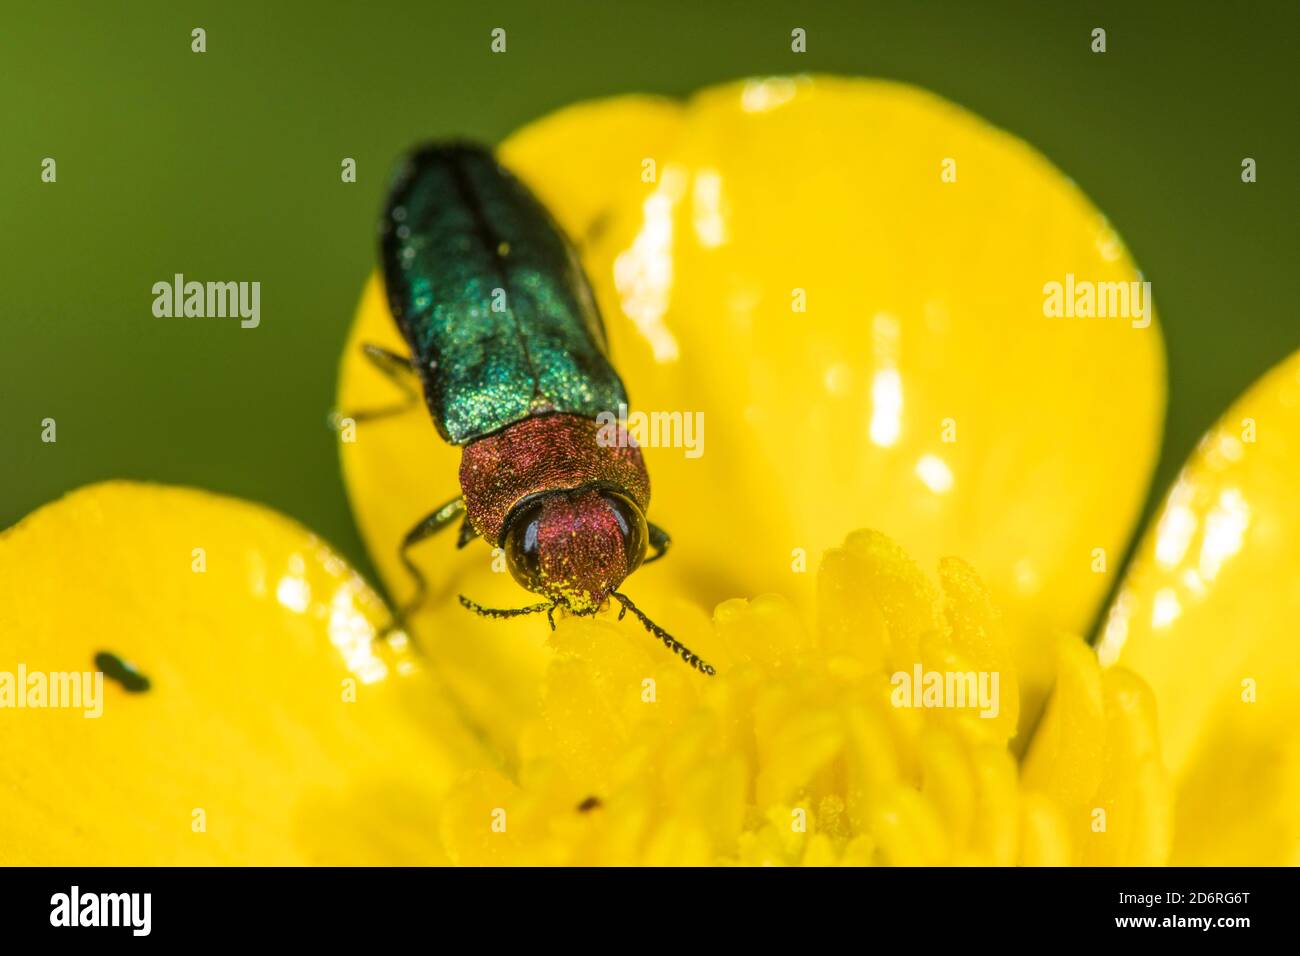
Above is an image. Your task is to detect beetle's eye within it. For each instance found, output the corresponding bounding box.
[602,491,648,574]
[503,498,546,592]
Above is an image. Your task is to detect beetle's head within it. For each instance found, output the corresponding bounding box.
[501,488,648,612]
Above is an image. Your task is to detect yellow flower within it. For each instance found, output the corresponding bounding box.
[433,534,1166,866]
[2,77,1295,865]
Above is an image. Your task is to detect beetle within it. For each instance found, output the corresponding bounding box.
[349,142,713,675]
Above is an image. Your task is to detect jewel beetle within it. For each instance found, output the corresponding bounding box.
[350,143,713,675]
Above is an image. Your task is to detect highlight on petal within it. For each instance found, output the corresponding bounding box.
[433,529,1157,865]
[1096,349,1300,865]
[0,482,486,864]
[500,76,1166,741]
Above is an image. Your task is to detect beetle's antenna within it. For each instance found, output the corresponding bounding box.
[458,595,554,621]
[610,592,716,676]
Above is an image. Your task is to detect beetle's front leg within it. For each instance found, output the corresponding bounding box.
[395,496,467,621]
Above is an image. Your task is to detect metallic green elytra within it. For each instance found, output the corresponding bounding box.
[379,142,627,445]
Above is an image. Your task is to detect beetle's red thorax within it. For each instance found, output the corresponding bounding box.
[458,413,648,545]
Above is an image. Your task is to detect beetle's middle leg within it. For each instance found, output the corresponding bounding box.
[394,495,467,622]
[332,343,421,427]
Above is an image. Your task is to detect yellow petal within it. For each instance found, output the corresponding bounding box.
[1097,350,1300,865]
[340,76,1164,751]
[0,482,486,864]
[499,94,684,242]
[510,76,1165,740]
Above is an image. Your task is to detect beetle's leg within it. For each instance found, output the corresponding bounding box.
[645,522,671,564]
[332,344,420,426]
[394,496,466,622]
[456,517,479,550]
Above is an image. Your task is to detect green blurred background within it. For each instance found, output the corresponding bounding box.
[3,1,1296,616]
